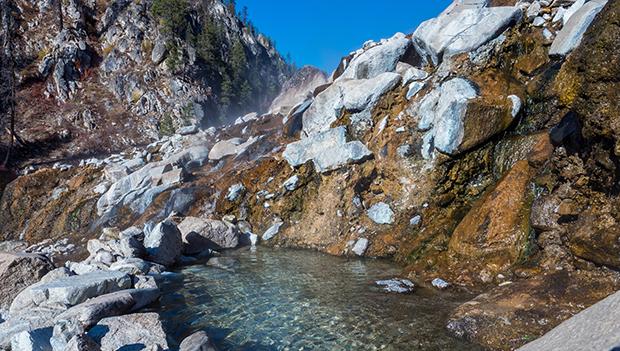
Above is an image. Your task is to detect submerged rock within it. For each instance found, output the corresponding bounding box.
[282,126,372,173]
[375,278,415,293]
[179,331,218,351]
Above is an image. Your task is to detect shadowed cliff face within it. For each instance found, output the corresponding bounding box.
[0,0,619,350]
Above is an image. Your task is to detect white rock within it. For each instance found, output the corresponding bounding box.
[416,78,479,155]
[508,95,522,117]
[282,175,300,191]
[208,136,260,161]
[376,278,415,293]
[527,1,541,20]
[432,278,450,289]
[532,16,546,26]
[226,183,246,201]
[262,220,283,241]
[410,215,422,226]
[282,126,373,173]
[549,0,606,57]
[367,202,395,224]
[562,0,585,25]
[413,5,522,65]
[406,81,425,100]
[352,238,369,256]
[177,217,240,253]
[338,32,411,80]
[302,72,401,136]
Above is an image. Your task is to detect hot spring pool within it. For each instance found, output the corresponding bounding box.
[156,247,482,350]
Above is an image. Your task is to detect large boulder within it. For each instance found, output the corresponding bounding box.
[447,160,534,280]
[518,288,620,350]
[144,220,183,266]
[178,217,240,254]
[87,313,169,351]
[0,252,55,309]
[10,328,53,351]
[282,126,373,173]
[412,5,521,65]
[302,72,401,136]
[417,78,519,157]
[269,66,328,115]
[447,270,619,350]
[338,32,411,80]
[9,271,132,315]
[549,0,607,57]
[50,289,160,351]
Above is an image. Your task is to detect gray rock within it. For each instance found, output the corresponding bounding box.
[0,240,28,253]
[413,5,522,65]
[0,253,55,310]
[108,258,153,275]
[208,137,260,161]
[517,289,620,351]
[367,202,395,224]
[9,271,132,315]
[282,126,373,173]
[88,313,169,351]
[532,16,546,27]
[151,39,167,65]
[302,72,401,136]
[0,309,59,349]
[262,221,283,241]
[177,125,198,135]
[178,217,240,254]
[144,220,183,266]
[64,334,100,351]
[53,288,160,331]
[375,278,415,293]
[352,238,369,256]
[406,81,425,100]
[39,267,74,283]
[396,144,413,158]
[339,32,411,80]
[179,331,218,351]
[282,175,299,191]
[549,0,606,57]
[97,146,209,217]
[226,183,246,201]
[526,1,541,20]
[11,328,53,351]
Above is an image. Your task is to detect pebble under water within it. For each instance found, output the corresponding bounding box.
[157,247,483,350]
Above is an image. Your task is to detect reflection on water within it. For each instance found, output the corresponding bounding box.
[157,247,482,351]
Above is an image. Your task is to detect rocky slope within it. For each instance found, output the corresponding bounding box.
[1,0,620,350]
[0,0,293,168]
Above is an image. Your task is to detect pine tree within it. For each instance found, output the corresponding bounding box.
[151,0,189,36]
[227,0,236,14]
[220,73,234,115]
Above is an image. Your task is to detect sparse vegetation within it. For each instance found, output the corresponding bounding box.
[151,0,189,36]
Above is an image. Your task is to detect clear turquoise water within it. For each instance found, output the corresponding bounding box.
[157,247,482,351]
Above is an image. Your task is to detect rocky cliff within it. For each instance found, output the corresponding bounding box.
[1,0,619,350]
[0,0,293,167]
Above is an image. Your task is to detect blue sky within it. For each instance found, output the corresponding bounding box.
[236,0,452,74]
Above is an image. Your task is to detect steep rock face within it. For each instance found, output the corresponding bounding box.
[5,0,292,165]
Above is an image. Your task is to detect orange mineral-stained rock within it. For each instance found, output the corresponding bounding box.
[448,159,534,277]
